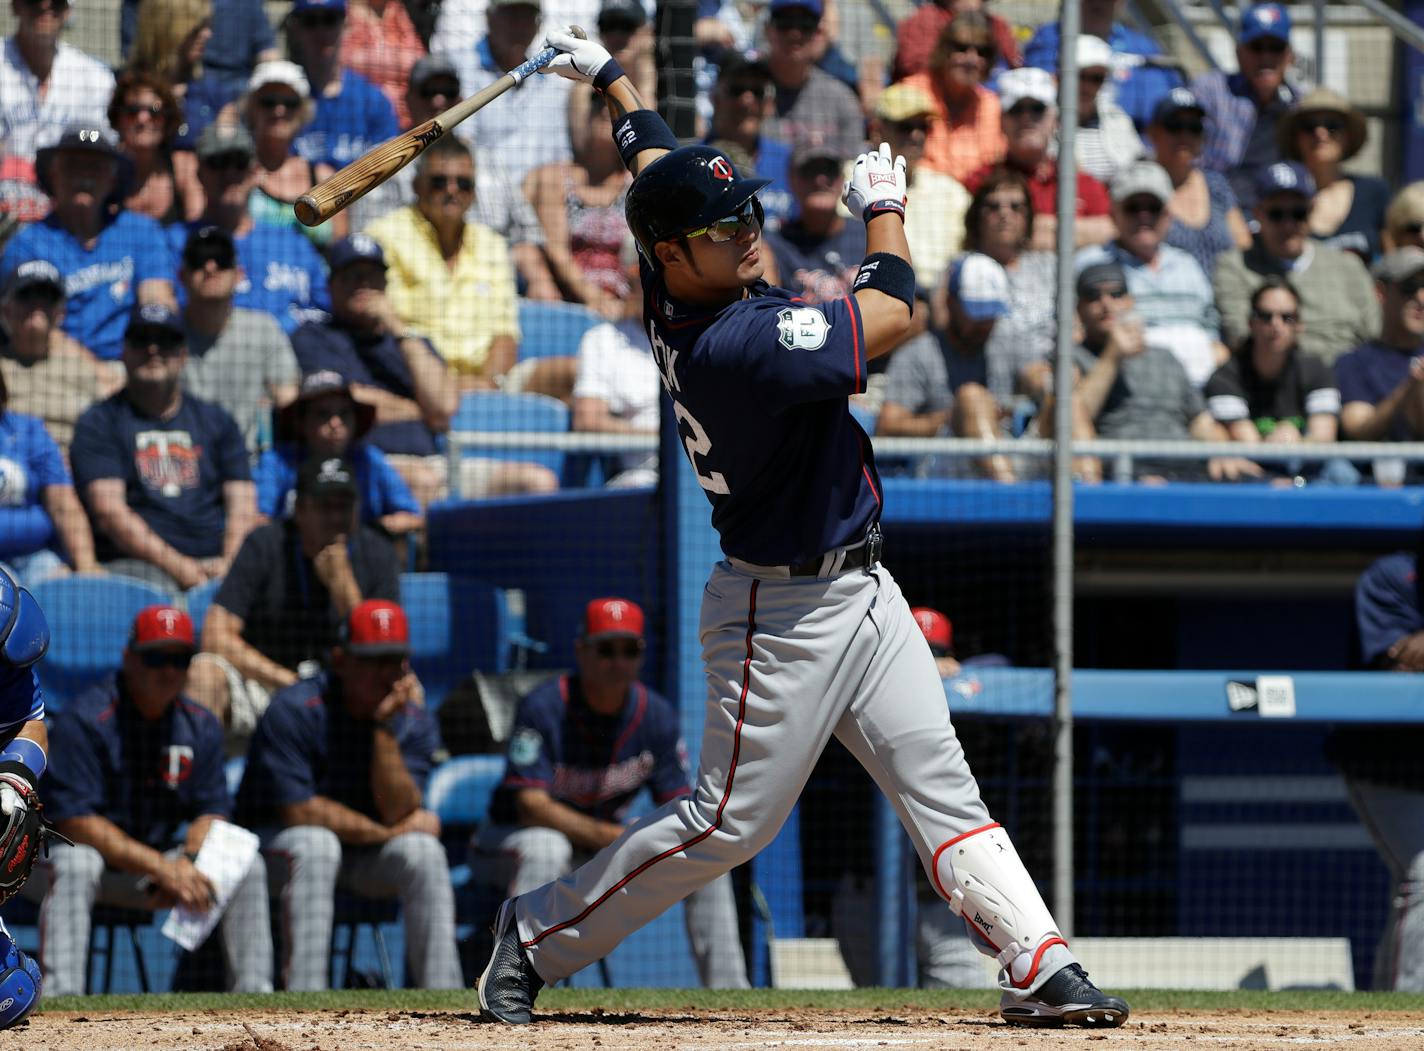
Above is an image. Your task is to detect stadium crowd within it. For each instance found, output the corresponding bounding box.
[2,0,1424,994]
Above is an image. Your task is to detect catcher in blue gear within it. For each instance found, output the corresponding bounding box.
[0,566,54,1028]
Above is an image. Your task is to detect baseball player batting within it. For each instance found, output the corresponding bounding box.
[478,28,1130,1029]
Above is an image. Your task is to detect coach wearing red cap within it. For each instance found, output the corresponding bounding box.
[236,599,460,990]
[32,605,273,995]
[476,597,749,988]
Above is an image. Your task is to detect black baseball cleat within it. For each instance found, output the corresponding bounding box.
[999,963,1130,1028]
[477,899,545,1024]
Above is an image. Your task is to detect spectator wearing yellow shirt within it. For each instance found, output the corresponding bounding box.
[367,136,519,391]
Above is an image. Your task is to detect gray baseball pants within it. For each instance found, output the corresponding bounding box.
[513,561,1076,996]
[264,825,463,991]
[1345,779,1424,991]
[30,841,273,996]
[478,823,750,988]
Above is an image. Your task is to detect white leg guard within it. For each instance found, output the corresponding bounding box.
[932,823,1069,990]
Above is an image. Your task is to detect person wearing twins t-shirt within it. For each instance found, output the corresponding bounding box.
[30,605,273,996]
[477,598,750,989]
[70,303,256,594]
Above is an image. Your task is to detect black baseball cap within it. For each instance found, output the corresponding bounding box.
[297,456,359,500]
[0,259,65,303]
[327,233,387,274]
[124,302,185,343]
[181,225,237,271]
[598,0,646,32]
[1076,261,1127,299]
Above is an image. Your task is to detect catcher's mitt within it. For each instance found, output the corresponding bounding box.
[0,761,64,905]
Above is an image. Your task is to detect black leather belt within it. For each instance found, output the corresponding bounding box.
[788,523,883,578]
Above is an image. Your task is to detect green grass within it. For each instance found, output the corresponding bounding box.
[35,987,1424,1015]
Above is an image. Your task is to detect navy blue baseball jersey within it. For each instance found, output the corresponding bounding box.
[639,257,882,565]
[490,675,690,826]
[43,676,230,849]
[236,673,443,829]
[1355,551,1423,668]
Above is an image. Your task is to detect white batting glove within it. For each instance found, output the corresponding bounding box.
[842,142,908,223]
[540,27,615,85]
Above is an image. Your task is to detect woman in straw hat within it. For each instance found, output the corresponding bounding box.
[1279,87,1388,262]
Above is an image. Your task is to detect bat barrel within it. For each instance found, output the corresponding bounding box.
[294,196,321,227]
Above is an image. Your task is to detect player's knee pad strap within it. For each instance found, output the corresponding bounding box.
[932,823,1068,989]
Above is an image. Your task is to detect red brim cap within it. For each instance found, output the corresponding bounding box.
[910,607,952,654]
[346,599,410,656]
[583,597,645,640]
[130,605,196,651]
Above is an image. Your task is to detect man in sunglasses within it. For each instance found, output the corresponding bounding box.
[33,604,274,996]
[1214,161,1378,364]
[477,597,749,989]
[173,123,331,336]
[1190,3,1301,212]
[236,599,461,991]
[70,303,256,595]
[705,54,795,230]
[478,25,1130,1030]
[287,0,400,172]
[0,258,122,458]
[761,0,864,163]
[178,225,300,459]
[0,0,113,173]
[762,140,862,304]
[964,67,1113,252]
[1335,248,1424,445]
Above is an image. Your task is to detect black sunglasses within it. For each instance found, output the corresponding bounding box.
[1264,205,1310,223]
[1246,38,1288,54]
[11,285,63,307]
[126,328,185,354]
[1395,277,1424,298]
[888,118,932,136]
[1299,115,1344,136]
[1081,285,1128,304]
[183,246,236,271]
[295,9,344,28]
[1122,199,1164,217]
[722,80,769,99]
[122,102,165,119]
[1079,70,1107,86]
[949,40,994,60]
[1251,307,1299,324]
[1399,221,1424,236]
[1009,101,1049,119]
[595,640,643,660]
[139,649,193,670]
[426,174,474,192]
[203,152,251,172]
[1161,117,1204,135]
[257,94,302,111]
[418,81,459,99]
[771,12,820,32]
[21,0,69,9]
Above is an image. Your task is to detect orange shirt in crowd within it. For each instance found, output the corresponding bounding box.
[340,0,427,127]
[904,72,1006,184]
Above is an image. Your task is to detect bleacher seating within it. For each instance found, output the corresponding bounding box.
[30,575,173,707]
[516,299,600,360]
[184,577,224,640]
[450,391,570,480]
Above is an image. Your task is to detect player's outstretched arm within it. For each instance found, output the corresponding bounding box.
[541,27,672,177]
[843,143,915,360]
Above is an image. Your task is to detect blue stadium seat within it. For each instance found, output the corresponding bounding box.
[450,391,570,479]
[517,299,599,360]
[402,572,513,706]
[184,576,224,640]
[849,400,879,435]
[426,754,506,827]
[30,575,173,707]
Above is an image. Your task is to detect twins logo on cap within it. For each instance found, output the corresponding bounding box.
[708,157,734,182]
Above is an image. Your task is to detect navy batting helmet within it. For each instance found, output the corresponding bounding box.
[625,145,770,262]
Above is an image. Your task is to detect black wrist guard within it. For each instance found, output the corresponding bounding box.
[612,110,679,171]
[851,253,917,310]
[593,58,626,92]
[864,198,906,223]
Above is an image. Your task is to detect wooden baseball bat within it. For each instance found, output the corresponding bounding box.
[293,27,586,227]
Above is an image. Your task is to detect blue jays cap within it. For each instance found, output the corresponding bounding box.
[327,233,387,273]
[1239,3,1291,44]
[290,0,347,14]
[1255,160,1316,200]
[770,0,823,18]
[1151,87,1205,126]
[949,253,1010,322]
[125,302,185,340]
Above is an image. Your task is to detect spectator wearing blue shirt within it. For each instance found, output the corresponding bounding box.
[0,127,177,362]
[172,123,331,334]
[1189,3,1301,214]
[31,605,272,996]
[704,54,795,230]
[255,369,422,539]
[1022,0,1183,132]
[236,599,461,991]
[0,356,101,587]
[287,0,402,171]
[70,304,257,595]
[290,236,456,507]
[761,140,865,304]
[1336,247,1424,444]
[477,597,749,989]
